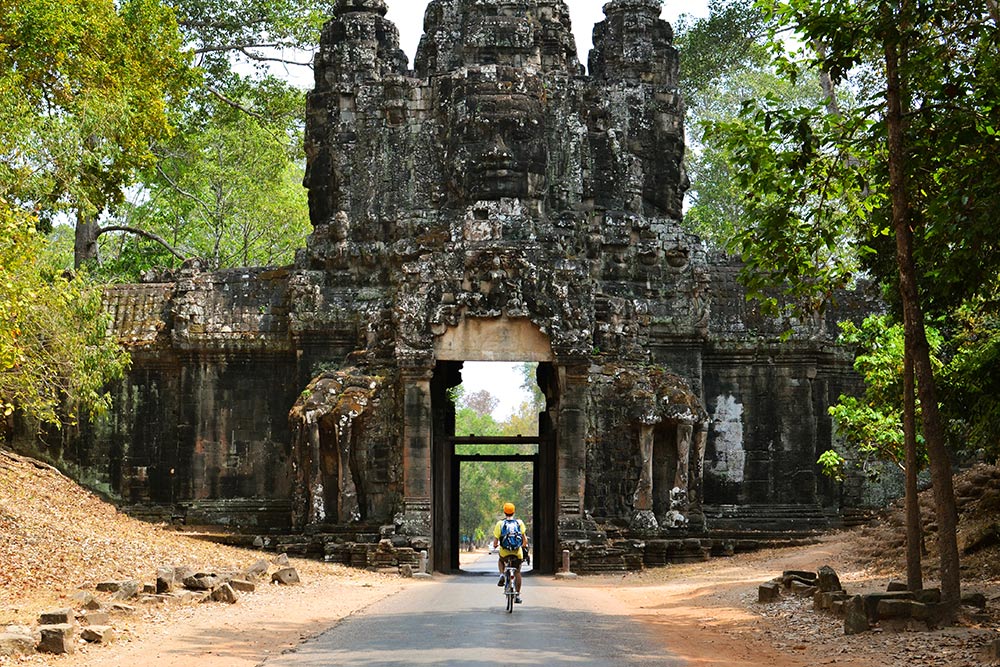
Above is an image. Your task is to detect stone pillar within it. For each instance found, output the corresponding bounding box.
[398,366,434,537]
[674,422,693,491]
[337,422,359,523]
[688,422,708,530]
[556,364,589,518]
[630,423,658,531]
[307,421,326,524]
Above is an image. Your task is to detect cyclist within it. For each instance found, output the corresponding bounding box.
[493,501,528,604]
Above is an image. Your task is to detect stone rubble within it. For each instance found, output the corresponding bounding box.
[7,555,301,658]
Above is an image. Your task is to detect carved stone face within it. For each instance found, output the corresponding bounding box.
[444,67,548,204]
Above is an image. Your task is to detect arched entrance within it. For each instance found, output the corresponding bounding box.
[431,318,558,574]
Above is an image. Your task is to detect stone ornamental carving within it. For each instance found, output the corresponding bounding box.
[42,0,874,574]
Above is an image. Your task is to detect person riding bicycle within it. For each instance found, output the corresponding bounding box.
[493,502,528,604]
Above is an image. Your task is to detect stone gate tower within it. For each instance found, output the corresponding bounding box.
[62,0,867,574]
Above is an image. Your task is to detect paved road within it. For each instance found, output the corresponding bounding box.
[261,553,683,667]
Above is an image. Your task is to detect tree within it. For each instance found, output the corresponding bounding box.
[0,0,193,266]
[0,203,131,435]
[707,0,1000,606]
[102,76,311,276]
[675,0,831,247]
[461,390,500,418]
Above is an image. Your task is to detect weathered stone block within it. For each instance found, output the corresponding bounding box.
[844,596,870,635]
[71,591,102,610]
[229,579,256,593]
[0,633,35,658]
[817,565,841,592]
[80,610,110,626]
[272,567,300,585]
[38,609,74,626]
[80,626,116,644]
[758,582,780,603]
[245,559,270,580]
[112,580,141,600]
[183,573,221,591]
[37,624,75,654]
[95,581,121,593]
[886,579,908,592]
[863,592,914,621]
[208,583,239,604]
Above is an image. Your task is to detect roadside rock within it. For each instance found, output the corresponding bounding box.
[37,624,75,654]
[0,633,35,658]
[272,567,300,585]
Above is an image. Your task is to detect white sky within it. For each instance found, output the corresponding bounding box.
[459,362,527,420]
[385,0,710,67]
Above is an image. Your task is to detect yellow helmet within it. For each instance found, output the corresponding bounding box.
[503,502,515,515]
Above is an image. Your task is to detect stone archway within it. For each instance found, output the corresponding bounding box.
[427,317,559,574]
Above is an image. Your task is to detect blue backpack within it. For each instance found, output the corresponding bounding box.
[499,518,523,551]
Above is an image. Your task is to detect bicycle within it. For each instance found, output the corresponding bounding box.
[501,555,519,613]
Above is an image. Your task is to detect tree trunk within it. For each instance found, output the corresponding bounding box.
[903,349,922,592]
[884,5,961,606]
[74,211,100,269]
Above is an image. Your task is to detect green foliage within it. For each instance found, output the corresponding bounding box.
[102,76,311,276]
[704,97,876,316]
[0,0,193,223]
[676,0,831,247]
[939,304,1000,456]
[0,203,130,430]
[826,315,941,477]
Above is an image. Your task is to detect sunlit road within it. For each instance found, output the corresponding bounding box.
[260,552,683,667]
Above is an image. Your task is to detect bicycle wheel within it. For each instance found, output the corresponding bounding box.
[506,588,514,613]
[504,571,514,613]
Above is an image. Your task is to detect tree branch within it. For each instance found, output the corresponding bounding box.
[95,226,189,262]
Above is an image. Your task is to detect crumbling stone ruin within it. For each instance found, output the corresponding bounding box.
[27,0,877,574]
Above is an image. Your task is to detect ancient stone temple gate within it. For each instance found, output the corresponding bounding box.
[60,0,868,574]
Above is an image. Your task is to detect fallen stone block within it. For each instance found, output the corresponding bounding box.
[38,609,74,626]
[271,567,300,585]
[400,564,414,578]
[143,583,157,595]
[877,598,917,619]
[272,553,291,567]
[95,581,121,593]
[916,588,941,605]
[71,591,102,610]
[137,594,167,606]
[0,633,35,658]
[886,579,908,592]
[80,626,116,644]
[863,592,915,622]
[208,583,239,604]
[817,565,842,593]
[983,638,1000,663]
[79,610,110,626]
[790,580,817,597]
[112,580,141,600]
[229,579,256,593]
[183,573,221,591]
[758,582,781,603]
[108,603,136,615]
[814,590,849,611]
[37,624,75,654]
[156,566,177,594]
[963,592,987,610]
[844,596,870,635]
[245,559,270,580]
